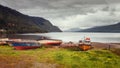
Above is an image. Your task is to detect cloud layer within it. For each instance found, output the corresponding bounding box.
[0,0,120,30]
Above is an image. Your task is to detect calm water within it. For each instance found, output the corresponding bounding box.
[24,32,120,43]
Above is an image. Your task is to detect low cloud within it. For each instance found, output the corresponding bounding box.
[19,4,120,31]
[49,10,120,30]
[1,0,120,31]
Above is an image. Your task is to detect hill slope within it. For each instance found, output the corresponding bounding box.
[0,5,61,34]
[79,23,120,32]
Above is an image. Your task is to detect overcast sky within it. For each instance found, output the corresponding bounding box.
[0,0,120,30]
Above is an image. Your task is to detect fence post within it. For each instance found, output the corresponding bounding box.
[108,45,111,50]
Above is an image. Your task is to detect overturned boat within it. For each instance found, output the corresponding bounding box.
[9,39,41,50]
[38,39,62,45]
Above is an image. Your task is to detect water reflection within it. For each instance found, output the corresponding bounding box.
[24,32,120,43]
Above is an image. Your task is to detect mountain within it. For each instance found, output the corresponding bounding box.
[65,28,81,32]
[0,5,61,34]
[79,23,120,32]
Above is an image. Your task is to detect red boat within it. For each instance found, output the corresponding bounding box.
[13,46,40,50]
[10,40,41,50]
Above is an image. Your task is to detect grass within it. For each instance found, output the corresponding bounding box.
[0,45,120,68]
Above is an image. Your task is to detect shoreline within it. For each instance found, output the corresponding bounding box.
[1,34,120,49]
[60,42,120,50]
[0,35,120,68]
[91,42,120,49]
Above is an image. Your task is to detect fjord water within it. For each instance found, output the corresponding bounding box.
[25,32,120,43]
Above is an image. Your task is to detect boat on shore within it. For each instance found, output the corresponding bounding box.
[78,37,92,51]
[38,39,62,45]
[9,39,41,50]
[60,37,92,51]
[0,38,9,45]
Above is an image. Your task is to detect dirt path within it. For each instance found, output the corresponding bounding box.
[92,42,120,49]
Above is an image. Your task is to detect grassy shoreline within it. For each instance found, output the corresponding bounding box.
[0,45,120,68]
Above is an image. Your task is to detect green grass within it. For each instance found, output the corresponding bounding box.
[0,45,120,68]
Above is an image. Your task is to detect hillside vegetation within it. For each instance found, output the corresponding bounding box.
[0,5,61,34]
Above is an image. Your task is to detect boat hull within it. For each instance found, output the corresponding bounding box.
[13,46,40,50]
[38,40,62,45]
[79,44,92,51]
[45,42,62,45]
[11,41,41,50]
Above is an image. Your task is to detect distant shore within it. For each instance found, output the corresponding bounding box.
[2,34,49,40]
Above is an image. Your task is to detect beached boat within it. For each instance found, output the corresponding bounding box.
[10,40,41,50]
[0,38,9,45]
[78,37,92,51]
[38,40,62,45]
[79,44,92,51]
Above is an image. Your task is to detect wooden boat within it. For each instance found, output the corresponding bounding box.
[38,40,62,45]
[10,39,41,50]
[79,44,92,51]
[78,37,92,51]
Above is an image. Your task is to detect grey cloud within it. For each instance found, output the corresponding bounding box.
[0,0,119,9]
[0,0,120,30]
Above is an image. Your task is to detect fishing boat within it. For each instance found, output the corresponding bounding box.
[10,39,41,50]
[79,37,92,51]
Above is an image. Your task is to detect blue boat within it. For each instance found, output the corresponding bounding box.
[9,39,41,50]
